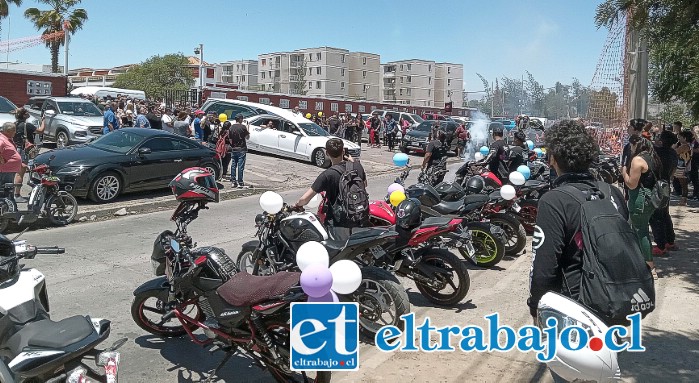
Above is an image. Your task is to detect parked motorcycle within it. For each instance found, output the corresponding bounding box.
[417,157,448,187]
[0,235,123,383]
[0,155,78,233]
[131,201,331,383]
[236,203,411,341]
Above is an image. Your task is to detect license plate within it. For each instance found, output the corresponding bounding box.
[513,203,521,213]
[151,259,161,275]
[370,246,386,259]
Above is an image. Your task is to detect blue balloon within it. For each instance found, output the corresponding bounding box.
[393,153,409,167]
[517,165,531,180]
[534,148,543,158]
[526,140,535,150]
[479,146,490,156]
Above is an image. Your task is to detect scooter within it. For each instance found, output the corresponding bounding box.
[0,155,78,233]
[0,233,124,382]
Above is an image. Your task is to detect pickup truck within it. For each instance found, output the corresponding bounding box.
[25,96,103,148]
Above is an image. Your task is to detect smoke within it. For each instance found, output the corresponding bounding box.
[464,111,491,160]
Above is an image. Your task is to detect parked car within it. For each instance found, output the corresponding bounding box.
[400,120,459,154]
[202,99,360,167]
[422,113,452,121]
[493,119,516,131]
[25,96,103,148]
[0,96,17,125]
[370,110,424,130]
[33,128,220,203]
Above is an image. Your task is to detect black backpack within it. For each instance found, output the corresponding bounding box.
[558,182,655,326]
[330,162,369,227]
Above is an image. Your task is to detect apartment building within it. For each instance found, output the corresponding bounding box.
[382,59,436,106]
[216,60,258,90]
[434,63,464,109]
[348,52,381,102]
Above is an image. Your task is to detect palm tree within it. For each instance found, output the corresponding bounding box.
[24,0,87,73]
[0,0,23,42]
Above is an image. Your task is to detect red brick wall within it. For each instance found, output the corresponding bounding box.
[0,70,68,107]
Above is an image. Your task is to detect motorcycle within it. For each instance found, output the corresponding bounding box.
[236,203,411,341]
[417,157,448,187]
[0,234,123,383]
[131,201,330,383]
[0,155,78,233]
[594,155,621,185]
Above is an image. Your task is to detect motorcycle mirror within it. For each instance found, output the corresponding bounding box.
[170,238,180,253]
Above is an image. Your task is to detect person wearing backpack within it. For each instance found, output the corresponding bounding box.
[623,135,662,279]
[529,120,655,335]
[294,138,369,234]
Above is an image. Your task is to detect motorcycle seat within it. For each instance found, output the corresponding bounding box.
[6,315,95,355]
[522,180,547,191]
[419,217,453,228]
[462,194,490,213]
[432,199,465,215]
[217,271,301,307]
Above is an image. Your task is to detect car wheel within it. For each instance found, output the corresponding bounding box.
[56,130,70,149]
[312,148,329,168]
[203,163,220,180]
[89,172,122,203]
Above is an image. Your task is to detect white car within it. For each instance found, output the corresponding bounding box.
[201,99,360,167]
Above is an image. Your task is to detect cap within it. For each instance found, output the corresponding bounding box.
[195,110,205,115]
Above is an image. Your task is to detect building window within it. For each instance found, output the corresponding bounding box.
[316,52,321,60]
[316,81,321,89]
[341,68,345,77]
[279,99,290,108]
[345,104,352,113]
[261,72,266,79]
[316,67,321,75]
[341,82,345,90]
[428,64,431,72]
[407,76,411,83]
[308,81,312,89]
[448,79,451,86]
[428,89,431,97]
[299,100,308,109]
[237,96,249,101]
[236,64,240,71]
[362,57,367,65]
[341,54,346,63]
[331,103,339,112]
[308,67,313,76]
[400,77,404,84]
[268,71,272,78]
[308,53,313,61]
[262,59,266,66]
[400,64,403,71]
[362,70,367,79]
[407,64,411,71]
[242,64,245,70]
[428,77,431,85]
[407,88,411,96]
[363,84,369,92]
[241,76,246,83]
[259,97,271,105]
[358,105,366,113]
[447,67,451,74]
[400,89,403,96]
[315,101,324,110]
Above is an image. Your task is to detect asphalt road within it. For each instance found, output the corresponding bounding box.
[17,162,699,383]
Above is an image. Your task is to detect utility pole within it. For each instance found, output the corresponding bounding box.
[520,74,524,115]
[194,43,204,104]
[491,81,494,119]
[63,21,69,75]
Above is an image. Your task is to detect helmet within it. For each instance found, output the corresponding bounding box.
[538,292,621,382]
[465,175,485,194]
[395,198,422,229]
[169,167,219,203]
[513,131,526,143]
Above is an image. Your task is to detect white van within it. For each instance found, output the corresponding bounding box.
[70,86,146,100]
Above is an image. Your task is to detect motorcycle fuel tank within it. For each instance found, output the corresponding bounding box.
[405,184,441,207]
[279,212,328,252]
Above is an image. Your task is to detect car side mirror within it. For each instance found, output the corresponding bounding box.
[138,147,151,156]
[44,109,56,117]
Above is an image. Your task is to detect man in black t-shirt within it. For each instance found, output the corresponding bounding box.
[295,138,367,228]
[506,130,528,173]
[476,125,508,181]
[227,114,250,188]
[146,107,162,130]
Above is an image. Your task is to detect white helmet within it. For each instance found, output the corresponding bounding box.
[537,292,621,382]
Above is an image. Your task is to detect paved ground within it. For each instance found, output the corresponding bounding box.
[16,159,699,383]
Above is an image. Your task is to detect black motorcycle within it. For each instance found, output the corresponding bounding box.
[236,204,410,342]
[131,201,331,383]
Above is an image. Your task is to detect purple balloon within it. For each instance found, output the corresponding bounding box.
[307,290,339,303]
[300,264,333,298]
[387,183,404,195]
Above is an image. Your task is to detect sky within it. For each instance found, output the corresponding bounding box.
[0,0,608,97]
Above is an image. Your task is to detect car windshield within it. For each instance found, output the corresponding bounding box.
[298,123,329,137]
[0,97,16,113]
[89,130,143,153]
[410,114,424,123]
[57,101,103,117]
[414,122,436,132]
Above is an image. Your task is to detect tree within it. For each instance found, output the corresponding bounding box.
[290,58,308,96]
[113,54,194,100]
[0,0,22,42]
[595,0,699,117]
[24,0,87,73]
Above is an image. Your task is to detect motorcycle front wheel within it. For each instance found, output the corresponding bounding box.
[413,249,470,306]
[131,289,201,338]
[462,222,506,267]
[46,193,78,225]
[266,321,333,383]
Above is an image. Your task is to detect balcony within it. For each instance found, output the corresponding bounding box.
[290,61,304,69]
[289,75,300,81]
[383,71,395,78]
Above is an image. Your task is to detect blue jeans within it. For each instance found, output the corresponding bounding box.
[230,151,246,184]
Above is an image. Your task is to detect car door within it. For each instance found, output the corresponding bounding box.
[130,137,180,189]
[40,99,59,139]
[171,138,204,171]
[278,120,304,159]
[249,117,282,154]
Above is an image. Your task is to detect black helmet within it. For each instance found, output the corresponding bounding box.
[513,131,526,143]
[396,198,422,229]
[169,167,220,203]
[465,175,485,195]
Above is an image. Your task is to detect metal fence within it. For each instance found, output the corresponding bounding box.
[163,89,201,108]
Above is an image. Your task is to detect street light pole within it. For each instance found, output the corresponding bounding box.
[194,43,203,104]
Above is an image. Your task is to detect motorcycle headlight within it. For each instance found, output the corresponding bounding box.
[56,166,88,176]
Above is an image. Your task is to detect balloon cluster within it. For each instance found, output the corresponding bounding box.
[534,148,544,158]
[296,242,363,302]
[526,140,535,150]
[387,183,406,207]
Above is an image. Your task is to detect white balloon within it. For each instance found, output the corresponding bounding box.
[508,171,526,186]
[296,241,330,271]
[307,194,322,210]
[474,152,484,161]
[259,191,284,213]
[329,260,362,295]
[501,185,517,200]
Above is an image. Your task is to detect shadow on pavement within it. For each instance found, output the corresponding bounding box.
[406,290,477,312]
[619,326,699,382]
